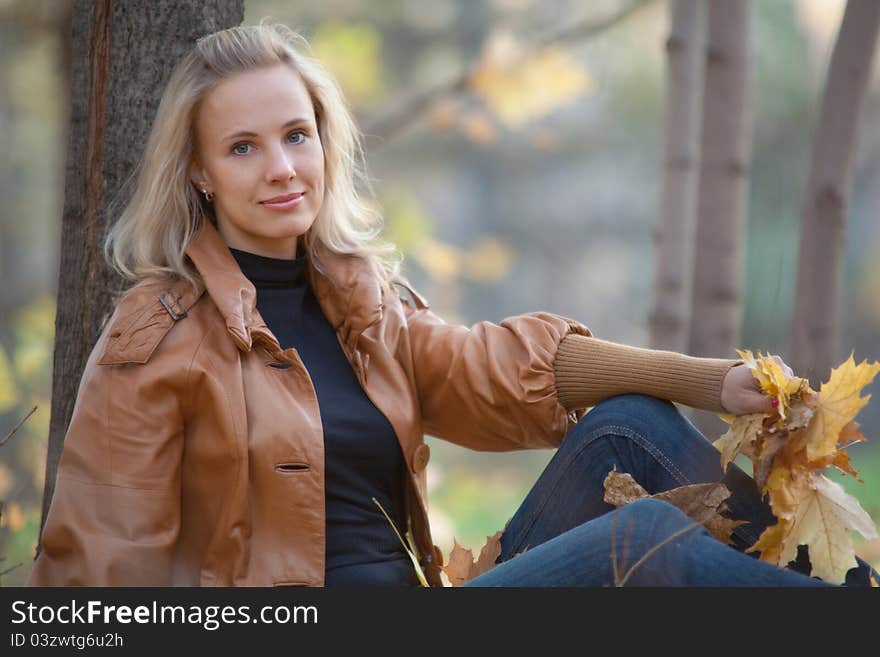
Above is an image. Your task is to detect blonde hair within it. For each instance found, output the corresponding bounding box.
[105,19,401,294]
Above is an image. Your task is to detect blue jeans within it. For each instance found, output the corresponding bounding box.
[463,394,877,587]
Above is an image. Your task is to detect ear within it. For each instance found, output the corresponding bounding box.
[188,159,209,190]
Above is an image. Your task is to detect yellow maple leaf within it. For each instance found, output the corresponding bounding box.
[793,354,880,463]
[736,349,809,420]
[754,474,880,584]
[763,463,809,520]
[713,412,766,472]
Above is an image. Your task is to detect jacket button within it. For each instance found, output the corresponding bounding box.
[412,443,430,473]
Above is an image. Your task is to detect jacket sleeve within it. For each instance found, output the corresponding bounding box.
[28,303,187,586]
[399,285,592,452]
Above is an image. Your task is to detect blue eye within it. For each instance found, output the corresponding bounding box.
[288,130,306,144]
[230,131,306,156]
[231,142,251,155]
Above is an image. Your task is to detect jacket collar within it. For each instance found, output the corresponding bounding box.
[184,220,383,353]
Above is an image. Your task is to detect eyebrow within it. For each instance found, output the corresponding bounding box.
[221,118,311,142]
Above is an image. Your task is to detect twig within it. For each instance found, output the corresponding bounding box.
[0,563,22,578]
[0,405,37,447]
[532,0,657,51]
[361,0,658,144]
[617,521,702,587]
[372,497,429,587]
[610,508,620,585]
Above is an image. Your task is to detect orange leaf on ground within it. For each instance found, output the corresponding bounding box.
[440,531,503,586]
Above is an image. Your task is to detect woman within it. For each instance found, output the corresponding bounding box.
[28,21,873,587]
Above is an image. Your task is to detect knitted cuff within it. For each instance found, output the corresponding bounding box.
[553,333,741,413]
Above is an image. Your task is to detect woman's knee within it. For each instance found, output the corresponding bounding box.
[611,498,702,546]
[561,393,682,451]
[591,393,679,423]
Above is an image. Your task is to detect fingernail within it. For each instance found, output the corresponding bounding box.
[771,399,779,407]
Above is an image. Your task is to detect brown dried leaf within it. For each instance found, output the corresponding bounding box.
[603,471,745,545]
[442,539,475,587]
[602,470,649,507]
[702,503,749,546]
[472,531,503,578]
[440,531,504,586]
[653,483,730,519]
[838,420,866,447]
[653,484,746,545]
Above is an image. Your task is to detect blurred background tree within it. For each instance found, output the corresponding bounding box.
[1,0,879,584]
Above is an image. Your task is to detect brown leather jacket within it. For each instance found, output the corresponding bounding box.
[29,221,591,587]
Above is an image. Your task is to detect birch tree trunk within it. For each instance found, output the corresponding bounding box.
[790,0,880,386]
[649,0,706,353]
[687,0,752,437]
[40,0,243,531]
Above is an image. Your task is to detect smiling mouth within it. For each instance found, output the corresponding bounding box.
[261,192,304,204]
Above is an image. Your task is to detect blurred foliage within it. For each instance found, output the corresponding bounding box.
[311,21,386,106]
[469,30,594,127]
[1,0,878,583]
[0,296,54,585]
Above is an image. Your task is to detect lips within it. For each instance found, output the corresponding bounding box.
[260,192,304,204]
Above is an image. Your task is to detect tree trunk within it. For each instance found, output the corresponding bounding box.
[687,0,752,438]
[40,0,243,532]
[789,0,880,387]
[649,0,706,353]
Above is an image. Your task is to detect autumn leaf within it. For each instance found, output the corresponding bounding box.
[714,412,766,472]
[736,349,811,421]
[602,469,649,506]
[602,471,745,545]
[653,485,746,546]
[751,473,879,584]
[791,354,880,462]
[441,531,503,586]
[442,538,476,587]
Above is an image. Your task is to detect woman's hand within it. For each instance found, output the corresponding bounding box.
[720,355,794,415]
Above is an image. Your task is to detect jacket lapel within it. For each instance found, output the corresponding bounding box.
[184,220,383,354]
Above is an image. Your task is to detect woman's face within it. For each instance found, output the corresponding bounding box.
[189,64,325,259]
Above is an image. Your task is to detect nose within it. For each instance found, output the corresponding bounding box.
[265,143,296,183]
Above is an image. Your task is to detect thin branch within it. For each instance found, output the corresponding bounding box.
[610,508,620,585]
[617,521,702,587]
[532,0,657,51]
[0,562,23,578]
[361,0,658,145]
[0,405,37,447]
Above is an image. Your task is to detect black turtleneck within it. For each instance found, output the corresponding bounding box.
[229,247,419,587]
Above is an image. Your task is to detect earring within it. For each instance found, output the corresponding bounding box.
[201,188,214,202]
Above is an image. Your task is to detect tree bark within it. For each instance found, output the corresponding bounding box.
[649,0,706,353]
[789,0,880,387]
[687,0,752,438]
[40,0,243,532]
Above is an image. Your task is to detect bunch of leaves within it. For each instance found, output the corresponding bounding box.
[713,350,880,583]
